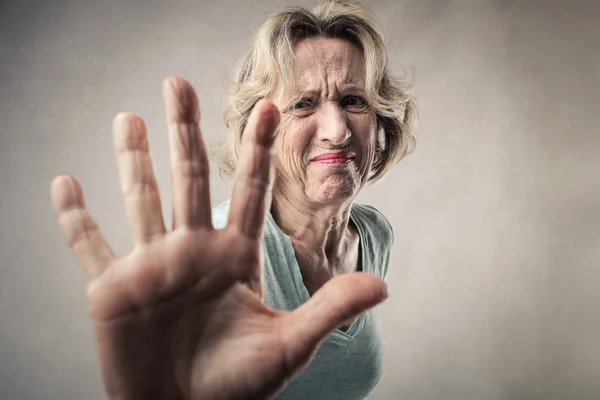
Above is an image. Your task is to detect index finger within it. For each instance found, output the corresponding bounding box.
[227,99,280,239]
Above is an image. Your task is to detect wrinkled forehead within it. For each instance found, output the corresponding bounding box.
[279,37,367,97]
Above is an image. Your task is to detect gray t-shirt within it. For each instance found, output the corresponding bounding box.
[212,200,393,400]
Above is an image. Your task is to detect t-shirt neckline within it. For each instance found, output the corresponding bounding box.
[267,205,367,340]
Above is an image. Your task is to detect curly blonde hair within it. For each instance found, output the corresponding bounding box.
[211,0,416,183]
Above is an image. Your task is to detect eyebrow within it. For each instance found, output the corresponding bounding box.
[289,83,366,96]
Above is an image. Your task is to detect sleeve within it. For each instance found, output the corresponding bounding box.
[360,204,394,280]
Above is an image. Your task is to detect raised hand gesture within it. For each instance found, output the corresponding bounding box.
[50,77,388,400]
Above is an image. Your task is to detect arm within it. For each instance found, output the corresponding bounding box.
[50,76,388,400]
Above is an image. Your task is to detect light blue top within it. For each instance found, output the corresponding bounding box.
[212,200,394,400]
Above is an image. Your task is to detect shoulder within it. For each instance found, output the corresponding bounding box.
[351,203,394,246]
[351,203,394,279]
[212,199,231,230]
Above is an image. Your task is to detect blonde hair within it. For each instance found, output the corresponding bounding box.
[211,0,416,183]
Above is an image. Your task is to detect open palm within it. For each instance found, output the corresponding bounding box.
[50,77,388,400]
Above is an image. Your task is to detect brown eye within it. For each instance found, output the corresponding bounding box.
[342,96,368,111]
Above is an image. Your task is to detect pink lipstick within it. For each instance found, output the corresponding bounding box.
[311,152,355,164]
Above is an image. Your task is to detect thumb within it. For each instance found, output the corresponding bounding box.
[281,272,388,367]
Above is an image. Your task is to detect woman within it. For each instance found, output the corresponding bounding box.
[50,1,415,399]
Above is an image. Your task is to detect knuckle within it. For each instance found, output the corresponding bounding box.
[123,180,159,201]
[173,157,209,179]
[243,174,271,193]
[236,149,272,183]
[60,208,99,249]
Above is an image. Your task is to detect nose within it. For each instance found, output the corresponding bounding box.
[316,102,351,146]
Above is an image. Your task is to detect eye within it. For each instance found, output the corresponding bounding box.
[291,99,313,110]
[341,96,368,112]
[286,98,316,116]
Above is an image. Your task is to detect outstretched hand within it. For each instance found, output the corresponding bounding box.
[50,77,388,400]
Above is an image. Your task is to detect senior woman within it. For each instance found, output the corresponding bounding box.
[50,0,415,399]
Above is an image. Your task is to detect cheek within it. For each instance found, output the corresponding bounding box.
[351,117,377,157]
[275,118,311,177]
[349,118,377,180]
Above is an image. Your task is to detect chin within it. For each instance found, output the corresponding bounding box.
[307,177,360,205]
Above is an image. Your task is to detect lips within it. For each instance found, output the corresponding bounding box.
[311,152,356,164]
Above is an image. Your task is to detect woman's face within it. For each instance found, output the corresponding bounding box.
[272,37,377,207]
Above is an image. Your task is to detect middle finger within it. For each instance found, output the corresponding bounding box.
[163,77,212,230]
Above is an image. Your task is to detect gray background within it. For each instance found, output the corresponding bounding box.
[1,0,599,399]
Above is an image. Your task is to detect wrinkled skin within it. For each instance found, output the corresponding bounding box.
[273,37,377,207]
[270,38,379,326]
[50,77,388,400]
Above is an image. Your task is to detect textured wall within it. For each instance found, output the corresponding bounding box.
[1,0,599,399]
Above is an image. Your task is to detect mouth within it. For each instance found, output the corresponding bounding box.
[310,152,356,164]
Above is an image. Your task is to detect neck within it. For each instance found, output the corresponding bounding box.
[271,186,356,269]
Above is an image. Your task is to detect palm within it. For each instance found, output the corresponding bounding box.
[51,77,387,400]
